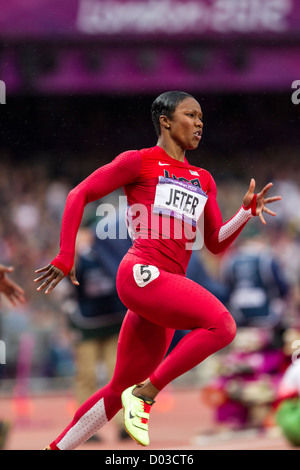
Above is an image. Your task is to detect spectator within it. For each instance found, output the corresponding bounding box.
[0,263,25,449]
[220,235,289,328]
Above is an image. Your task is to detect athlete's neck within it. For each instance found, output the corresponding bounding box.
[156,138,185,162]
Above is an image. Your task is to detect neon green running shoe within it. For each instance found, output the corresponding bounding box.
[121,385,155,446]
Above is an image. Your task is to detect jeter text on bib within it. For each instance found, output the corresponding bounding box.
[153,176,208,227]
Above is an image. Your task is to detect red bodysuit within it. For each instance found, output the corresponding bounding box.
[49,146,256,450]
[51,146,256,276]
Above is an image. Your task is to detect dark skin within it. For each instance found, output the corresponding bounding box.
[35,96,281,400]
[0,265,25,307]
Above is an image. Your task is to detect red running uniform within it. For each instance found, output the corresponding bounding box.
[49,146,256,450]
[52,146,256,275]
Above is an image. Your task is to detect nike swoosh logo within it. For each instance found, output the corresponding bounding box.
[128,403,135,419]
[158,162,170,166]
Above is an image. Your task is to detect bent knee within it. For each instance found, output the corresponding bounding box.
[215,311,237,347]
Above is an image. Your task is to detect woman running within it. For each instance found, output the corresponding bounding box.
[35,91,281,449]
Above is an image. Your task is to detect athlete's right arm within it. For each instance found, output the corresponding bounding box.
[35,150,142,293]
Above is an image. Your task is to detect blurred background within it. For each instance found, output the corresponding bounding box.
[0,0,300,450]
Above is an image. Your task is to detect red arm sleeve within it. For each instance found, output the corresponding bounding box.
[51,150,142,275]
[204,176,257,254]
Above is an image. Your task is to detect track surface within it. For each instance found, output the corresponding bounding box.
[1,387,297,451]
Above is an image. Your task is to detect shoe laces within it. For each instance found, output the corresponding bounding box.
[141,402,152,424]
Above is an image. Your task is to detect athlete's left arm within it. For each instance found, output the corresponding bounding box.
[203,177,281,255]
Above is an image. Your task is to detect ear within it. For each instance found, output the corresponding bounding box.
[159,115,171,131]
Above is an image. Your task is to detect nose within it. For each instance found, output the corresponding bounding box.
[195,118,203,128]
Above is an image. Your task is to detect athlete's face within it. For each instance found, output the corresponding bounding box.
[167,97,203,150]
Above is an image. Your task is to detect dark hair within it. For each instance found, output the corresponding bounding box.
[151,91,194,136]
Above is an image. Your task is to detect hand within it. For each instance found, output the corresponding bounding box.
[0,265,25,306]
[243,178,282,225]
[34,264,79,294]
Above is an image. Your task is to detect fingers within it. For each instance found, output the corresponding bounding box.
[247,178,256,195]
[70,276,79,286]
[264,196,282,204]
[68,265,79,286]
[34,264,55,283]
[0,281,26,306]
[44,277,64,294]
[0,265,14,274]
[263,206,277,217]
[243,178,256,207]
[257,182,273,198]
[35,264,79,294]
[34,264,65,293]
[34,270,53,283]
[256,179,282,202]
[69,272,79,286]
[249,178,256,191]
[8,280,25,296]
[6,288,26,306]
[36,271,64,294]
[259,211,266,225]
[34,264,52,274]
[35,270,56,292]
[255,182,282,225]
[257,204,277,224]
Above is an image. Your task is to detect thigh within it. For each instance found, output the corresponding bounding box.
[117,254,227,330]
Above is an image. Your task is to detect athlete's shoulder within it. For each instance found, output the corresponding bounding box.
[114,149,143,168]
[111,149,143,182]
[137,146,166,178]
[117,149,142,160]
[139,146,161,159]
[185,160,216,194]
[199,168,217,195]
[197,167,215,184]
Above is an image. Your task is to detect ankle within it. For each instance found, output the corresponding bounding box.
[133,382,159,401]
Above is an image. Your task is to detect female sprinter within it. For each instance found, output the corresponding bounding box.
[35,91,281,449]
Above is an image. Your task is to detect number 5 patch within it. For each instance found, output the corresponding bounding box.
[133,264,160,287]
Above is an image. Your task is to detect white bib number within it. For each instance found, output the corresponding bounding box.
[133,264,160,287]
[154,176,208,227]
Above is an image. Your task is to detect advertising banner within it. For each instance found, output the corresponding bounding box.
[0,0,299,39]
